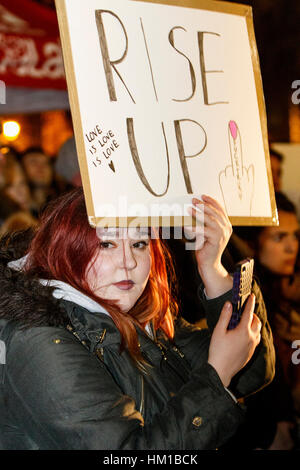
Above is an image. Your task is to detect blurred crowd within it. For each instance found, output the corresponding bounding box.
[0,137,81,236]
[0,140,299,450]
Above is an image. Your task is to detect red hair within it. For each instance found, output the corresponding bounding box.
[25,188,178,364]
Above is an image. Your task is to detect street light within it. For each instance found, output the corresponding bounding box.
[2,120,21,141]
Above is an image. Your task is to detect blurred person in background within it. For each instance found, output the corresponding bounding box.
[0,152,37,236]
[0,148,23,225]
[223,192,300,450]
[20,147,68,216]
[0,146,20,191]
[2,158,32,212]
[251,193,300,417]
[0,148,5,190]
[55,136,82,188]
[269,147,284,192]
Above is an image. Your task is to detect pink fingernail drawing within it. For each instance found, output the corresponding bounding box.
[228,120,243,200]
[229,120,238,140]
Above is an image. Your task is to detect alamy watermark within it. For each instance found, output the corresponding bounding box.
[0,80,6,104]
[0,340,6,365]
[291,340,300,365]
[291,80,300,105]
[95,197,205,251]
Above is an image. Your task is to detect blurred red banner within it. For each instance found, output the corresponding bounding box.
[0,0,66,89]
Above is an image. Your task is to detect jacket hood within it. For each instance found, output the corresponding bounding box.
[8,254,110,316]
[0,230,69,328]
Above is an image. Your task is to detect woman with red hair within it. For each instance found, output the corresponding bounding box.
[0,188,274,450]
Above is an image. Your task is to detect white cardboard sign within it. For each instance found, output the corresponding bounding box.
[55,0,277,227]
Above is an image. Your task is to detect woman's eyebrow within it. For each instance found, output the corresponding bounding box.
[271,230,286,235]
[130,231,150,239]
[97,228,150,239]
[271,229,297,237]
[97,228,122,239]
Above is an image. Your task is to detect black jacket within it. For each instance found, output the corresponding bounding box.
[0,237,275,450]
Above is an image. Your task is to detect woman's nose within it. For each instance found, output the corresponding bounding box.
[285,236,298,253]
[119,242,137,270]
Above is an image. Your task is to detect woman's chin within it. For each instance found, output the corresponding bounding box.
[117,302,134,313]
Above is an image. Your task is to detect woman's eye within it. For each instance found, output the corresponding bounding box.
[99,240,149,249]
[100,241,114,249]
[272,234,284,242]
[133,240,149,249]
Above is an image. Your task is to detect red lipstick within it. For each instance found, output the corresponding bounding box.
[113,280,135,290]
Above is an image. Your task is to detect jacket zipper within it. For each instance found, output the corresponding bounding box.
[156,341,168,361]
[156,340,189,382]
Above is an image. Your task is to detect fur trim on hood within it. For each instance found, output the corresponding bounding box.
[0,230,69,328]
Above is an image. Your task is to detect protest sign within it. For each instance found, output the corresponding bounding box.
[55,0,277,227]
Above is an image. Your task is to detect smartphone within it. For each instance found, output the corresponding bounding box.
[227,258,254,330]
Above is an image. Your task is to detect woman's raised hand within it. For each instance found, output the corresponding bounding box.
[187,194,233,298]
[208,294,262,387]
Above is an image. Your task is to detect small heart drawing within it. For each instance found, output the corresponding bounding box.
[108,160,115,173]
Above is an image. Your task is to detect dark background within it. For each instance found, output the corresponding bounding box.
[228,0,300,142]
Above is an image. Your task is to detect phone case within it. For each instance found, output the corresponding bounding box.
[227,258,254,330]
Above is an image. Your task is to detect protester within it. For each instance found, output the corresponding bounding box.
[0,149,20,227]
[251,193,300,416]
[1,155,31,212]
[55,136,82,187]
[19,147,68,215]
[269,147,284,192]
[222,192,300,450]
[0,188,274,450]
[0,148,6,190]
[0,152,38,234]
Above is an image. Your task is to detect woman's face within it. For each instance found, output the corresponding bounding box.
[86,228,152,313]
[258,210,299,276]
[22,152,53,186]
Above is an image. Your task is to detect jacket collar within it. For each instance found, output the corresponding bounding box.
[61,300,157,356]
[61,300,122,351]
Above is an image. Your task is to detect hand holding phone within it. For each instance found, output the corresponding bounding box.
[228,258,254,330]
